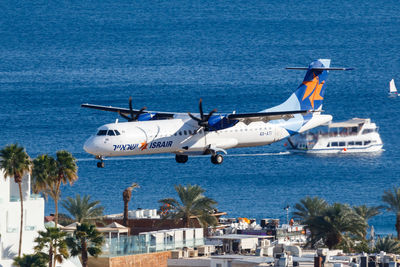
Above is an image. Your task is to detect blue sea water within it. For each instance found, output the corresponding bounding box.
[1,0,400,235]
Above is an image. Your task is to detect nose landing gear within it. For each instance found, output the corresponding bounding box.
[96,156,105,168]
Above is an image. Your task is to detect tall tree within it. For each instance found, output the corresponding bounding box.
[293,196,328,222]
[54,150,78,225]
[382,186,400,239]
[159,184,218,227]
[32,151,78,225]
[62,194,104,223]
[34,227,69,267]
[304,203,366,249]
[66,223,104,267]
[353,204,382,238]
[122,182,140,226]
[0,143,31,257]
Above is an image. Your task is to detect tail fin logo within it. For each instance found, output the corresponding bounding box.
[301,73,325,109]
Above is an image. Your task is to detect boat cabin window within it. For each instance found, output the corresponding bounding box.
[97,130,107,136]
[174,132,177,136]
[184,130,187,135]
[362,129,375,134]
[188,130,192,135]
[339,142,345,147]
[331,142,338,147]
[115,130,121,135]
[327,143,330,147]
[364,140,371,145]
[348,141,355,146]
[107,130,115,136]
[179,131,182,136]
[355,141,362,146]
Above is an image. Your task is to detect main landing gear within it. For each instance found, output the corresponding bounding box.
[96,156,105,168]
[211,154,223,165]
[175,154,188,163]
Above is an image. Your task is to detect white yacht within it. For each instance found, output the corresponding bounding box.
[286,118,383,153]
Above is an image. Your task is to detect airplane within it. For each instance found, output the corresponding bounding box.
[82,59,351,167]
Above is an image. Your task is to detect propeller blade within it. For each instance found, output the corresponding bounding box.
[199,98,204,120]
[129,96,134,120]
[205,108,218,120]
[134,106,147,120]
[188,112,202,123]
[118,111,131,121]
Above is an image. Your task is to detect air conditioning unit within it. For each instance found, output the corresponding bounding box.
[171,250,183,259]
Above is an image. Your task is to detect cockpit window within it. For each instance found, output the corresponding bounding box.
[115,130,121,135]
[97,130,107,136]
[107,130,115,136]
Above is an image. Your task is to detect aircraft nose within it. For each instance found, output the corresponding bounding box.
[83,137,96,154]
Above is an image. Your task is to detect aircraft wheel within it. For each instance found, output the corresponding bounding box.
[175,155,188,164]
[211,154,223,165]
[97,162,105,168]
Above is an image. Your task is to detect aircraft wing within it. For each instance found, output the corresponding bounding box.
[227,110,310,123]
[81,104,175,120]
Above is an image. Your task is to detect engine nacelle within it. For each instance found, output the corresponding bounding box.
[138,113,156,121]
[208,115,238,131]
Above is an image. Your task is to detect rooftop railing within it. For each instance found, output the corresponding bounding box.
[101,235,205,257]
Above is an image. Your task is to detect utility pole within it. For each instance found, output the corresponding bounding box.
[284,205,290,224]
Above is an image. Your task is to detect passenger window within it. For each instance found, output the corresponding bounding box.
[188,130,192,135]
[327,143,330,147]
[115,130,121,135]
[97,130,107,136]
[355,141,362,146]
[348,141,354,146]
[331,142,338,147]
[362,129,374,134]
[174,133,177,136]
[184,130,187,135]
[107,130,115,136]
[339,142,345,147]
[364,140,371,145]
[179,131,182,136]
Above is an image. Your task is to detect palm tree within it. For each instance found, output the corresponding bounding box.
[353,204,382,239]
[375,235,400,253]
[159,184,218,227]
[54,151,78,225]
[66,223,104,267]
[304,203,367,249]
[382,186,400,239]
[0,143,31,257]
[293,196,328,222]
[13,253,48,267]
[122,182,140,226]
[34,227,69,267]
[32,154,58,212]
[62,194,104,223]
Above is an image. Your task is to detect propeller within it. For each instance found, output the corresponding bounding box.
[188,99,218,132]
[118,97,147,122]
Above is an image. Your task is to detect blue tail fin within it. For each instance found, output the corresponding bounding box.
[263,59,331,112]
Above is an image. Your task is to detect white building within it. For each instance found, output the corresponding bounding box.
[0,170,45,267]
[0,170,81,267]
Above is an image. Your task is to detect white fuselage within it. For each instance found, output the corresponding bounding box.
[84,114,332,157]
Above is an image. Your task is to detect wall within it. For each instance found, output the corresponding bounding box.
[109,251,171,267]
[89,251,172,267]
